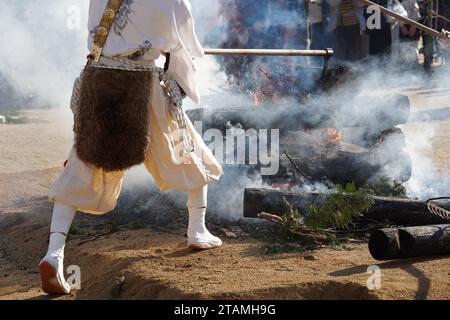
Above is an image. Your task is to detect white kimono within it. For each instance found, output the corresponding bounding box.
[88,0,204,103]
[48,0,223,215]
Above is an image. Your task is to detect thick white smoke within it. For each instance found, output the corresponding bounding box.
[0,1,89,108]
[0,0,226,109]
[1,1,449,219]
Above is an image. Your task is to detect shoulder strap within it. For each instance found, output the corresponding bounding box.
[91,0,125,62]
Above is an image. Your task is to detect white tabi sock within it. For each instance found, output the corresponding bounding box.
[46,202,76,257]
[187,186,222,250]
[40,202,76,294]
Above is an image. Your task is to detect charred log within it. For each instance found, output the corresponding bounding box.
[368,228,401,260]
[369,225,450,260]
[186,94,410,134]
[215,136,411,186]
[335,94,410,130]
[243,188,450,225]
[271,151,412,186]
[279,130,412,184]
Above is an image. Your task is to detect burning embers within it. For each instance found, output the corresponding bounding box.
[186,93,412,187]
[250,61,320,106]
[322,128,343,144]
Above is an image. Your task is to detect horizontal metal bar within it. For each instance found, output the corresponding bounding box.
[204,48,334,57]
[359,0,442,38]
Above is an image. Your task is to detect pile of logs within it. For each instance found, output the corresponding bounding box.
[369,225,450,260]
[244,188,450,260]
[187,94,410,134]
[186,93,412,185]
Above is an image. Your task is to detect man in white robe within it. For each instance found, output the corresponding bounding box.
[39,0,224,295]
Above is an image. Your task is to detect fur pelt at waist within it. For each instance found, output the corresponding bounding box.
[74,67,152,172]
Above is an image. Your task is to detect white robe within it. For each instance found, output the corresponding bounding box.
[88,0,204,103]
[47,1,223,214]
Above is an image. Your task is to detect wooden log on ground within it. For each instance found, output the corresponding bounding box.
[244,188,450,225]
[369,225,450,260]
[279,144,412,184]
[368,228,401,260]
[336,94,410,130]
[399,225,450,257]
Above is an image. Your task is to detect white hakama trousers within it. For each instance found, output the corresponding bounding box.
[48,71,223,215]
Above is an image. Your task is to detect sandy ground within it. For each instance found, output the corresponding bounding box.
[0,89,449,300]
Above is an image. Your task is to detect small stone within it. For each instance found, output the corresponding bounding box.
[210,269,226,273]
[275,265,294,271]
[220,227,238,239]
[303,255,318,261]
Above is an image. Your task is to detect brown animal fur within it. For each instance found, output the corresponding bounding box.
[74,67,152,172]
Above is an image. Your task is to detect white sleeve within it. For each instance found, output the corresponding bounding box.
[174,0,204,59]
[166,0,204,104]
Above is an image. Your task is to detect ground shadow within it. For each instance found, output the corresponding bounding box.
[328,255,450,299]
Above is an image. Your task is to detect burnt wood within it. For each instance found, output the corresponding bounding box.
[186,94,410,134]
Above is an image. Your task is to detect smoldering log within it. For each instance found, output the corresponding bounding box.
[279,135,412,184]
[278,150,411,185]
[243,188,450,225]
[186,94,410,134]
[335,94,410,129]
[369,225,450,260]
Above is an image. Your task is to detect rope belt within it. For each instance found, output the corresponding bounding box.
[88,55,194,156]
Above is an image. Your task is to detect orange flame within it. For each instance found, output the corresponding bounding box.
[253,93,262,106]
[322,128,343,143]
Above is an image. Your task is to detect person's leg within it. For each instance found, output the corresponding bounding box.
[187,185,222,250]
[41,147,126,295]
[39,202,77,294]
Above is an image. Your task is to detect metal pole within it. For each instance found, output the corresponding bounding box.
[203,48,334,57]
[359,0,443,38]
